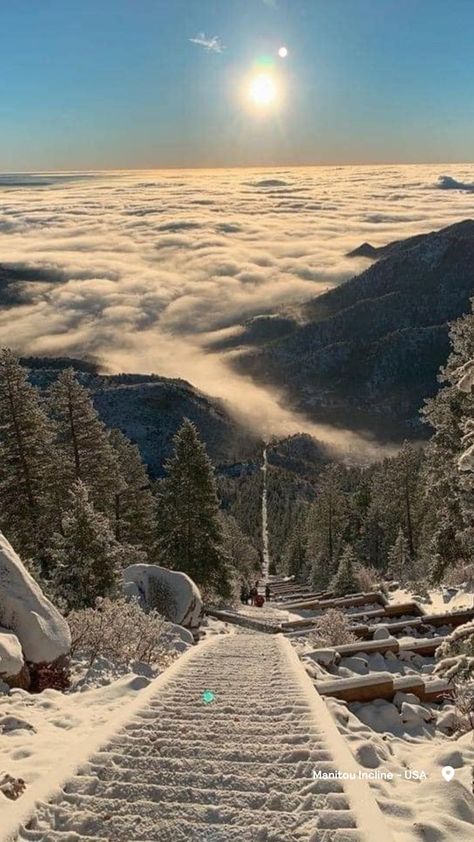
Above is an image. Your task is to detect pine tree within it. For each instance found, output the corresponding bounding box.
[310,553,332,591]
[109,429,156,554]
[331,544,359,597]
[306,464,347,571]
[283,518,308,580]
[387,528,412,582]
[366,444,424,568]
[220,512,259,580]
[49,369,122,515]
[50,480,128,609]
[0,349,60,555]
[157,419,231,598]
[422,305,474,579]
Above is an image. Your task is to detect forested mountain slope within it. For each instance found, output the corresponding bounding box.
[235,220,474,438]
[25,358,260,477]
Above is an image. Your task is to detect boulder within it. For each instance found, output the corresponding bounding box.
[123,564,202,634]
[400,701,435,725]
[0,532,70,665]
[372,625,391,640]
[340,656,369,675]
[393,691,421,709]
[437,708,458,734]
[0,630,30,690]
[162,622,195,653]
[306,648,338,667]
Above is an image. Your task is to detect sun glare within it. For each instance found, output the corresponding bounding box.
[248,73,277,107]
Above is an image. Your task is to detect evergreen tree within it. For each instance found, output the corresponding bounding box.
[422,305,474,578]
[49,369,122,515]
[387,528,412,582]
[109,429,156,554]
[311,554,332,591]
[283,518,308,580]
[157,419,231,598]
[220,512,259,581]
[331,544,359,597]
[50,480,129,609]
[0,349,60,555]
[366,443,424,569]
[306,464,347,586]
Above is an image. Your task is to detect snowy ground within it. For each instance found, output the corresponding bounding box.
[12,634,390,842]
[0,620,203,838]
[391,585,474,612]
[328,696,474,841]
[288,586,474,841]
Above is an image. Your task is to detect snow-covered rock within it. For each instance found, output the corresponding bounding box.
[340,656,368,675]
[161,622,195,654]
[305,648,337,667]
[0,532,70,665]
[393,691,420,709]
[437,708,458,734]
[372,625,391,640]
[123,564,202,633]
[0,631,29,689]
[400,702,435,725]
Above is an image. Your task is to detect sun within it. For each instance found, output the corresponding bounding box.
[248,73,277,107]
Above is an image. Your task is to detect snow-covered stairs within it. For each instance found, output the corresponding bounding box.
[17,634,391,842]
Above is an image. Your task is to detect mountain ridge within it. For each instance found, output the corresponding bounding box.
[233,219,474,439]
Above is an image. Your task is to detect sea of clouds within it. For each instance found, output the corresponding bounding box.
[0,163,473,444]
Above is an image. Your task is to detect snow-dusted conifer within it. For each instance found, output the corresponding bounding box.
[422,304,474,578]
[48,369,122,516]
[50,480,126,608]
[109,428,156,554]
[0,349,59,554]
[283,519,308,580]
[331,544,359,597]
[306,464,346,571]
[387,527,412,582]
[157,419,231,598]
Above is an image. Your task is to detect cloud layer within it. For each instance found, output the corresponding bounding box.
[0,164,474,445]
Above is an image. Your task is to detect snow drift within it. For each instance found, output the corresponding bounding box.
[123,563,202,633]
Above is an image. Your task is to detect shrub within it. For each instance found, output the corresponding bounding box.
[68,597,166,669]
[443,563,474,589]
[435,620,474,732]
[355,564,379,593]
[309,608,357,648]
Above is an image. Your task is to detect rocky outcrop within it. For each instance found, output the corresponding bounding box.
[0,629,30,689]
[123,564,202,634]
[0,532,71,690]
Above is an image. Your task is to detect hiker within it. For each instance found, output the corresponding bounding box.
[249,585,258,606]
[240,582,249,604]
[265,582,271,601]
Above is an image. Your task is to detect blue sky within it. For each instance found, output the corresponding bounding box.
[1,0,474,169]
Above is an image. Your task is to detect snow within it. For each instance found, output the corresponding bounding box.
[390,585,474,613]
[327,696,474,841]
[0,625,197,840]
[6,633,392,842]
[0,632,24,679]
[123,563,202,632]
[456,359,474,393]
[0,532,70,665]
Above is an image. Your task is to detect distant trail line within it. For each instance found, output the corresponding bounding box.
[16,634,392,842]
[261,445,270,585]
